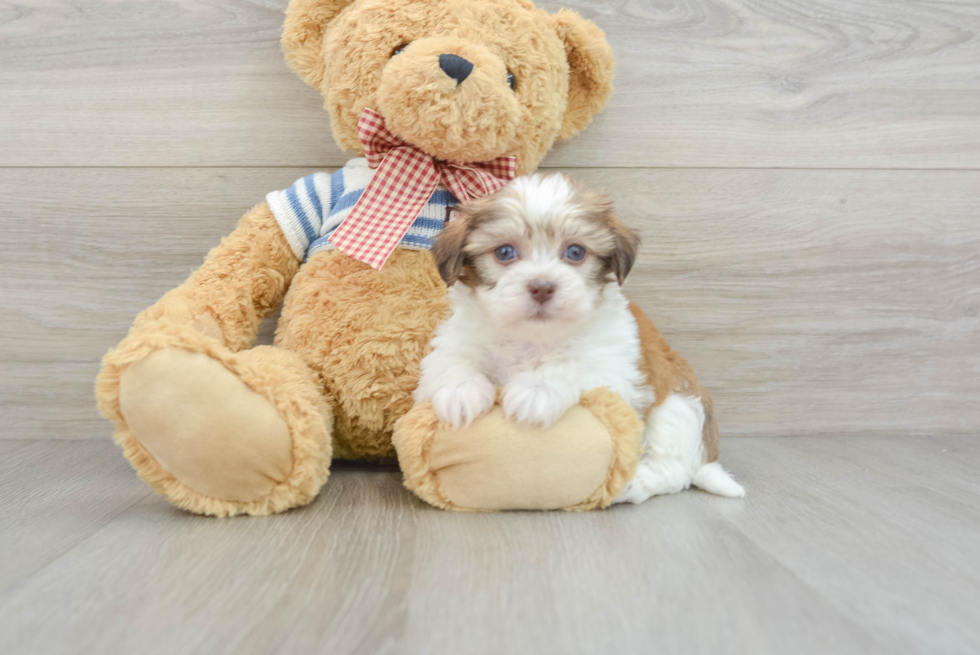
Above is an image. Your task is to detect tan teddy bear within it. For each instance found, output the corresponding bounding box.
[96,0,708,517]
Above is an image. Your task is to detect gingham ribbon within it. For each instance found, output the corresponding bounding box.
[328,108,517,270]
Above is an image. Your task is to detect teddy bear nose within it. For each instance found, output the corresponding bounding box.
[438,54,474,85]
[527,279,556,304]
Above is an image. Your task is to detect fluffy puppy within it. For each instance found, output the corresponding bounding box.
[415,174,744,501]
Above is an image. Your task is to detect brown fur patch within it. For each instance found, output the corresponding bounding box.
[432,194,509,288]
[628,302,720,464]
[576,188,640,284]
[431,214,471,286]
[608,215,640,284]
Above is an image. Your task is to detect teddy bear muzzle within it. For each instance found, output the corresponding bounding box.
[376,37,521,164]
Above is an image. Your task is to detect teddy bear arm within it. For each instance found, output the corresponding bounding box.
[134,203,300,351]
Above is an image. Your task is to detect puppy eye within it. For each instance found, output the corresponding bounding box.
[392,43,410,57]
[495,245,517,262]
[564,244,587,262]
[506,70,517,90]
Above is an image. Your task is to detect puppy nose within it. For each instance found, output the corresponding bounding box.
[527,279,556,304]
[439,54,474,85]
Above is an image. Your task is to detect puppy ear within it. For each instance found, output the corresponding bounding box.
[551,10,616,142]
[578,184,639,285]
[609,216,640,285]
[432,214,471,286]
[282,0,356,89]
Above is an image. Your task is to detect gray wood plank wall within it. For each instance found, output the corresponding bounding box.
[1,0,978,440]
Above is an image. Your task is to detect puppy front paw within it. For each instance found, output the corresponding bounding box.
[431,375,496,429]
[502,373,577,428]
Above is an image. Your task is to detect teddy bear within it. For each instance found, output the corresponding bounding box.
[95,0,658,517]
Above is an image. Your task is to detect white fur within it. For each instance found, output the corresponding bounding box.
[416,285,652,427]
[693,462,747,498]
[500,174,581,225]
[614,395,745,503]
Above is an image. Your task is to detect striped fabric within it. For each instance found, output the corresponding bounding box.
[265,158,459,262]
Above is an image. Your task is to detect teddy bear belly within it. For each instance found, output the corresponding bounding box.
[273,247,450,459]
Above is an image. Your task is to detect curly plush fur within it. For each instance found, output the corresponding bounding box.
[284,0,614,174]
[97,206,332,517]
[96,0,622,516]
[275,248,450,460]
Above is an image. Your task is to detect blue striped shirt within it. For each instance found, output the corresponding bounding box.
[266,158,459,261]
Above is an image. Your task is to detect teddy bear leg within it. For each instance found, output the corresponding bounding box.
[103,332,332,517]
[96,202,331,516]
[393,388,643,511]
[117,344,332,517]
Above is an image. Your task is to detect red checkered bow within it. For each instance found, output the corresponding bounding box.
[328,108,517,270]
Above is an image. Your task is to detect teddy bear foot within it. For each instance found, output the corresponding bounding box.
[103,334,333,517]
[392,388,643,512]
[121,348,292,502]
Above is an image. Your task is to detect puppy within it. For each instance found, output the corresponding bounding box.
[415,174,744,501]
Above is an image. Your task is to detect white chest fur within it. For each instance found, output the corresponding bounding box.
[421,285,654,414]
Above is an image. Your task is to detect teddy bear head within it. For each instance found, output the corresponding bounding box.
[282,0,614,175]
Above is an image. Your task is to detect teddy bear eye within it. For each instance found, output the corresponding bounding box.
[495,245,517,262]
[506,70,517,91]
[564,244,587,262]
[392,43,410,57]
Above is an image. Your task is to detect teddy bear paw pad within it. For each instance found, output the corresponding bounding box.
[119,348,293,503]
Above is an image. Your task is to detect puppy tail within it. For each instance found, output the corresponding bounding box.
[692,462,746,498]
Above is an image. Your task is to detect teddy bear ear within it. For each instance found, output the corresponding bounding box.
[282,0,356,89]
[551,10,616,142]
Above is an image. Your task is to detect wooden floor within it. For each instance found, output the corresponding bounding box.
[0,435,977,654]
[2,1,979,653]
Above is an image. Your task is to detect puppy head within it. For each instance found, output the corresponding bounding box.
[433,174,639,342]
